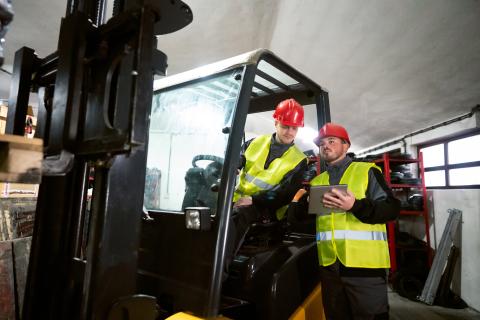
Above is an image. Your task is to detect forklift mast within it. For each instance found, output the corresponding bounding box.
[5,0,192,319]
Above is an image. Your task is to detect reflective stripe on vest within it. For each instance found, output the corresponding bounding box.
[243,172,275,191]
[316,230,387,242]
[310,162,390,268]
[233,134,306,220]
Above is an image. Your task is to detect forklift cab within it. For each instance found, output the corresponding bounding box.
[140,49,330,319]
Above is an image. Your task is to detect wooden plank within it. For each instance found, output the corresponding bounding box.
[0,120,5,135]
[0,241,15,320]
[0,134,42,151]
[0,183,38,199]
[0,134,43,184]
[0,106,7,119]
[13,237,31,319]
[0,209,13,242]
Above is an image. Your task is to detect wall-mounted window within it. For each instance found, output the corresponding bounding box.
[419,132,480,188]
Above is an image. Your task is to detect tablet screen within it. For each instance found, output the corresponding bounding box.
[308,184,348,215]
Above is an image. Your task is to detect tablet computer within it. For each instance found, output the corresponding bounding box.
[308,184,348,215]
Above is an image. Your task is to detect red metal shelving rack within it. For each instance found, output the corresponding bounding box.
[372,152,433,274]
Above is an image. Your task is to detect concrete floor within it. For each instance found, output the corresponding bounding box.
[389,291,480,320]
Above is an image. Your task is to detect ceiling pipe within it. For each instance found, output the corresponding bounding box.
[357,105,480,156]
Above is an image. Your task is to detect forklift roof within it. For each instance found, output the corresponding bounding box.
[154,49,264,90]
[153,49,327,112]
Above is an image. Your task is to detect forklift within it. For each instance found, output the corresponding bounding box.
[3,1,331,319]
[140,49,331,320]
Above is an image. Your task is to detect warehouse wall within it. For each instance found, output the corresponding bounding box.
[429,189,480,310]
[356,110,480,310]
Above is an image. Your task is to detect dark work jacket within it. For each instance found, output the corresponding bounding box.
[288,156,400,276]
[238,133,308,217]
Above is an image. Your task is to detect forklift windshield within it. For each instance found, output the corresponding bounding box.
[144,68,242,213]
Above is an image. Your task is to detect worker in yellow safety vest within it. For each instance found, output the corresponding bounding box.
[288,123,400,319]
[224,98,308,275]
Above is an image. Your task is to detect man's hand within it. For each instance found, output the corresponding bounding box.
[233,196,253,208]
[322,188,356,211]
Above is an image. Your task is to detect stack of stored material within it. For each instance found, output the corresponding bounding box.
[0,198,36,241]
[0,133,39,318]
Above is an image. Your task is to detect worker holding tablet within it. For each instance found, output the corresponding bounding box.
[295,123,400,319]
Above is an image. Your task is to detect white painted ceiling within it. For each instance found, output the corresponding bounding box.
[2,0,480,151]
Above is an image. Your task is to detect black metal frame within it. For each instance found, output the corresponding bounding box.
[206,64,257,317]
[5,1,192,319]
[5,47,38,135]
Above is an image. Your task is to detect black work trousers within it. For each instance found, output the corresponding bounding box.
[319,260,389,320]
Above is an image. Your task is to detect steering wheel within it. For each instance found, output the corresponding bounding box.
[191,154,224,168]
[191,155,224,189]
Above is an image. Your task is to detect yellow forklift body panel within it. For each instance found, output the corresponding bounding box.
[166,311,231,320]
[289,284,326,320]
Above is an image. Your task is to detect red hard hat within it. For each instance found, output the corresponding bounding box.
[314,123,351,146]
[273,99,304,127]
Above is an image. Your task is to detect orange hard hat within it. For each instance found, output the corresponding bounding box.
[314,123,351,145]
[273,99,304,127]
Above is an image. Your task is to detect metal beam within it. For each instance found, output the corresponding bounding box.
[6,47,38,136]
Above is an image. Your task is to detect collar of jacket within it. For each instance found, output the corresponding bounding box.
[326,156,352,184]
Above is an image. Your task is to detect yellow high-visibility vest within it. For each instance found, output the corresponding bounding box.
[310,162,390,268]
[234,134,306,220]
